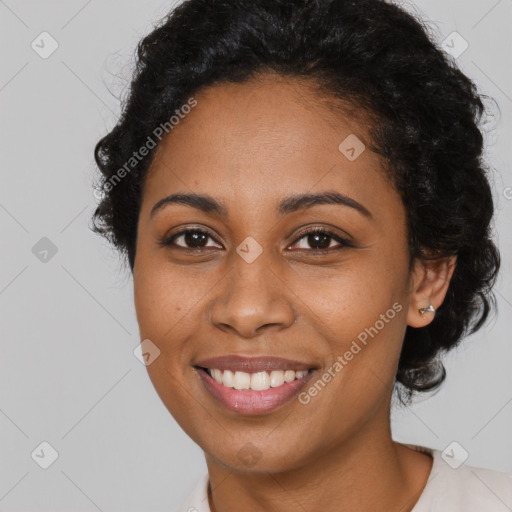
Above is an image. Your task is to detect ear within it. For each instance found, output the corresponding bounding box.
[406,256,457,328]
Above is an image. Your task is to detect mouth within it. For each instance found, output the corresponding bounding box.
[193,355,318,415]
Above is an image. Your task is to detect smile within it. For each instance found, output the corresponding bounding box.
[195,364,316,415]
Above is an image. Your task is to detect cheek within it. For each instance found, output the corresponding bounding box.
[133,245,203,341]
[133,256,205,431]
[295,246,409,400]
[298,248,407,340]
[133,258,194,399]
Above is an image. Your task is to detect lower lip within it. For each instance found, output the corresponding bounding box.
[196,368,316,415]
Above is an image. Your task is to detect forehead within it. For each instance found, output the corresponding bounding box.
[152,74,371,159]
[142,74,395,218]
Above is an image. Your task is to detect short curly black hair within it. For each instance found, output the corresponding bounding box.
[91,0,500,401]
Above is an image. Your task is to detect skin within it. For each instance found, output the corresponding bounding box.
[133,72,456,512]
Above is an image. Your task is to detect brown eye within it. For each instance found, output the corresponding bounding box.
[159,227,353,253]
[160,229,222,250]
[289,228,353,252]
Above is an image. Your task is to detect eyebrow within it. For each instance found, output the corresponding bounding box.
[150,191,372,219]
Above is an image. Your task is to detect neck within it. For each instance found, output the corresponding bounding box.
[204,410,433,512]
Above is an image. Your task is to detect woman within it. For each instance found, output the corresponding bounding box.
[91,0,511,510]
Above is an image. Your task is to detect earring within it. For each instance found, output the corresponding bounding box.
[418,304,435,314]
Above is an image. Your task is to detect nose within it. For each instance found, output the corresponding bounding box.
[208,257,296,338]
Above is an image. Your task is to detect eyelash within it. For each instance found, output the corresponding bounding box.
[159,227,354,253]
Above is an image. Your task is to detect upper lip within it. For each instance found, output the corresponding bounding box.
[194,355,317,373]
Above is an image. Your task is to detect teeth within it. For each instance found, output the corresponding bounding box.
[222,369,234,387]
[233,371,250,390]
[284,370,296,382]
[207,368,310,390]
[270,370,284,387]
[212,368,223,384]
[251,371,270,391]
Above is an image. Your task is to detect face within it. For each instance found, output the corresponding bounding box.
[133,74,427,473]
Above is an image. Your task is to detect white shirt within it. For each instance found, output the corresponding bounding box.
[174,443,512,511]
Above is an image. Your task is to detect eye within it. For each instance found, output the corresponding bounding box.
[159,228,222,250]
[159,226,353,252]
[288,227,353,252]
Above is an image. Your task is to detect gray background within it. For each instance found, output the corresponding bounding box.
[0,0,511,510]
